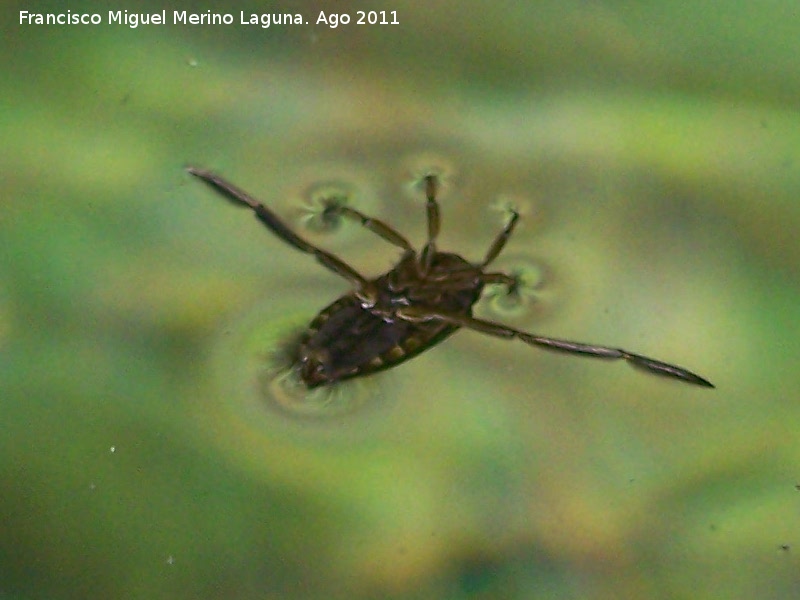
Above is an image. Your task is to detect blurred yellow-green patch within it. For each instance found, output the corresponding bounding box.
[3,1,800,599]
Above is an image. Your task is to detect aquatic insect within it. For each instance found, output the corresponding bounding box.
[187,167,714,389]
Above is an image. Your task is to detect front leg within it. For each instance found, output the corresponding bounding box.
[187,167,369,290]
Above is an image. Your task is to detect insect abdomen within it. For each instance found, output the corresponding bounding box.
[297,295,457,387]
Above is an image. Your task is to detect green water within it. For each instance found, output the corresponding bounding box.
[4,2,800,599]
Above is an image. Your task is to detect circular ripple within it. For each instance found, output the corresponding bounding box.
[212,299,379,423]
[481,258,546,319]
[297,182,353,235]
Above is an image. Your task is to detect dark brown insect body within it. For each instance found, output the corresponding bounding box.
[187,167,714,389]
[298,251,481,386]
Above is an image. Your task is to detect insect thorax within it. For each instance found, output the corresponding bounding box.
[375,251,483,313]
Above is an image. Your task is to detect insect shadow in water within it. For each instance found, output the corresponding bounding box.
[187,167,714,390]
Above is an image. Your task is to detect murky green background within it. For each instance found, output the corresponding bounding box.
[3,1,800,598]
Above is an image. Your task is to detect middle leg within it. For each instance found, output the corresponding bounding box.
[327,203,414,252]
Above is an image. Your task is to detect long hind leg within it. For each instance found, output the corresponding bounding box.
[397,306,714,388]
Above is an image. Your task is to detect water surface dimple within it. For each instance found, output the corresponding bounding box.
[211,295,393,425]
[297,181,357,236]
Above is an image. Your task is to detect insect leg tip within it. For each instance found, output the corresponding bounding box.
[682,371,715,388]
[186,165,209,177]
[424,173,438,199]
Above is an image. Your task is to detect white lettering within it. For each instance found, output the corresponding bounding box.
[317,11,349,28]
[174,11,233,25]
[109,10,166,27]
[20,11,101,25]
[239,13,304,28]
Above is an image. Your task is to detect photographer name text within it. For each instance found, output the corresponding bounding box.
[19,9,399,28]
